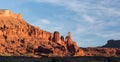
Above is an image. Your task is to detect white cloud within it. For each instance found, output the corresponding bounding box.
[30,0,120,47]
[38,19,51,24]
[97,6,120,16]
[43,26,63,33]
[96,32,120,39]
[35,0,61,4]
[83,15,96,23]
[33,0,120,16]
[33,19,51,26]
[52,26,63,31]
[31,19,51,29]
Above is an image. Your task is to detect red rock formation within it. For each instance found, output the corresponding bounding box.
[65,32,73,45]
[52,31,66,46]
[82,48,120,57]
[0,9,120,57]
[52,31,60,42]
[60,36,64,41]
[0,10,83,57]
[65,32,80,55]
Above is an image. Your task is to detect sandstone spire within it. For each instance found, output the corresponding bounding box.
[68,32,71,36]
[61,36,64,41]
[52,31,60,42]
[65,32,80,55]
[65,32,73,45]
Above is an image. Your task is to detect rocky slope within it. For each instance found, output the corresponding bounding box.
[0,9,84,57]
[82,48,120,57]
[82,40,120,57]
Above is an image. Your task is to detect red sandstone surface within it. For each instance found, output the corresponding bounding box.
[0,10,120,57]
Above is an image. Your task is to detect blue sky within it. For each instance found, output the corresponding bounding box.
[0,0,120,47]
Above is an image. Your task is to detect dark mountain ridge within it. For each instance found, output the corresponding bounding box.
[102,40,120,48]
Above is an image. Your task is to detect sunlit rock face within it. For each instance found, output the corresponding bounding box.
[0,9,22,18]
[52,31,60,43]
[0,10,83,57]
[65,32,73,45]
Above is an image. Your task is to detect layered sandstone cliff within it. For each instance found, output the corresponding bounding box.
[0,10,83,57]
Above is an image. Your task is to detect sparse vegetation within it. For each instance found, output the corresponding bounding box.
[0,56,120,62]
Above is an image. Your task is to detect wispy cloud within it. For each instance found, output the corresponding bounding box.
[52,26,63,31]
[39,19,51,24]
[83,14,96,23]
[96,32,120,39]
[27,0,120,47]
[33,0,120,36]
[32,18,63,33]
[33,19,51,26]
[33,0,120,16]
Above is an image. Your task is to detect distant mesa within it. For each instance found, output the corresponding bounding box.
[102,40,120,48]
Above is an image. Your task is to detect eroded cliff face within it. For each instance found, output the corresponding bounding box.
[0,10,83,57]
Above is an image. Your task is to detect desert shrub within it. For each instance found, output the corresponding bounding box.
[51,58,61,62]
